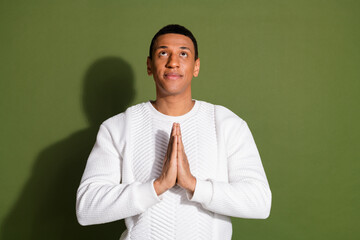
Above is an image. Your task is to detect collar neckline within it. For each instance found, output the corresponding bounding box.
[146,100,200,121]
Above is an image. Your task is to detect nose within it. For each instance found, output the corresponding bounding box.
[165,54,179,68]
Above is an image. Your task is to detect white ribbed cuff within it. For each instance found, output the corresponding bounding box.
[135,179,163,211]
[186,179,213,205]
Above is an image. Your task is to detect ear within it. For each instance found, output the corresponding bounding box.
[147,57,153,76]
[193,58,200,77]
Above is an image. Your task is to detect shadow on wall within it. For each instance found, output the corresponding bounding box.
[1,57,135,239]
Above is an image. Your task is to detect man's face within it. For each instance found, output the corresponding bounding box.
[147,33,200,97]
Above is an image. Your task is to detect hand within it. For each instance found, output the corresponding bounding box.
[154,123,178,196]
[176,124,196,194]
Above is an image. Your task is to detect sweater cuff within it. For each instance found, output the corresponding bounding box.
[136,179,163,210]
[186,179,212,205]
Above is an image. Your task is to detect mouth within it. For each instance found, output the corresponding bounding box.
[164,72,183,80]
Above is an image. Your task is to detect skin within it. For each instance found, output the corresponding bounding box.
[147,33,200,116]
[147,33,199,195]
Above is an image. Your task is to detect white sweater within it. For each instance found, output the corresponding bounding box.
[76,100,271,240]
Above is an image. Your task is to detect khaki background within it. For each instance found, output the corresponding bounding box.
[1,0,359,239]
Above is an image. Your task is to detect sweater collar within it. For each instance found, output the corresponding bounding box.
[146,100,200,122]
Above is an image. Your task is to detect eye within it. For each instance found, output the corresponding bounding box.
[159,51,168,56]
[180,52,188,57]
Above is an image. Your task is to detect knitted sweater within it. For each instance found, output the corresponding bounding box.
[76,100,272,240]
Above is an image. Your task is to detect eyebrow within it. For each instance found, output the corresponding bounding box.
[156,46,191,51]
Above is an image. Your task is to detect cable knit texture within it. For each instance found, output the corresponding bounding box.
[76,100,272,240]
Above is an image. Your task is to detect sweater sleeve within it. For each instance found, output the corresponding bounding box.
[76,115,162,226]
[187,105,272,219]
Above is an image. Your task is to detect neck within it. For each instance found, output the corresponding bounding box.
[151,94,195,116]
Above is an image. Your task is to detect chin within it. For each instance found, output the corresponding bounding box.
[164,90,183,96]
[158,86,183,96]
[156,82,190,97]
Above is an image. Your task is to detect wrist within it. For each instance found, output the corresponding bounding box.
[154,178,168,196]
[186,176,197,194]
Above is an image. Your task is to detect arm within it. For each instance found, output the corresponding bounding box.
[187,106,272,219]
[76,116,161,226]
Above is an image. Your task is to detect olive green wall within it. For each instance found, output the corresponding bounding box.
[1,0,359,239]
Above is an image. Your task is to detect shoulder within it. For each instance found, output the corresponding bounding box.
[213,103,246,127]
[101,102,147,131]
[195,100,246,125]
[195,100,247,133]
[208,103,257,156]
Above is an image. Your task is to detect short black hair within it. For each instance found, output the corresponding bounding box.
[149,24,198,60]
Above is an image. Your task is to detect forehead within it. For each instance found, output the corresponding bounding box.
[154,33,194,51]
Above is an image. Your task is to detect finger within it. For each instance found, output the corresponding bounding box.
[178,123,182,137]
[178,132,184,151]
[174,123,179,136]
[177,136,183,166]
[167,137,173,158]
[177,136,181,155]
[167,123,177,152]
[179,135,187,163]
[171,123,177,136]
[171,135,177,160]
[181,134,184,148]
[178,135,183,152]
[177,135,184,162]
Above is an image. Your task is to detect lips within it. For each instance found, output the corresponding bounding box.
[164,72,183,80]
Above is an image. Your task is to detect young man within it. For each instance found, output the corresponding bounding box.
[76,24,272,240]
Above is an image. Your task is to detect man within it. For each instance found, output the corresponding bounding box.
[76,24,272,240]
